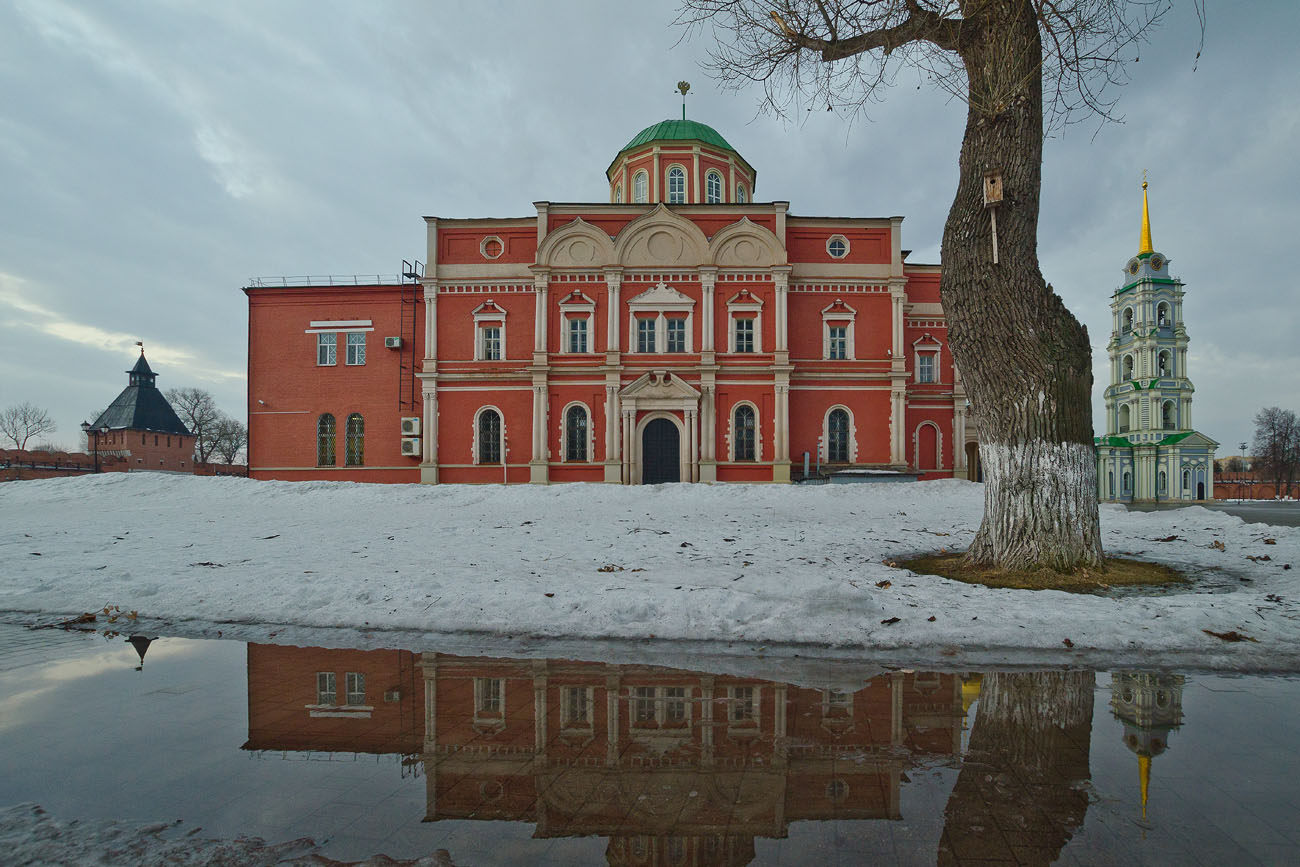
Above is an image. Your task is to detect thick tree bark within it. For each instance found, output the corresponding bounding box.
[942,1,1104,571]
[937,671,1096,865]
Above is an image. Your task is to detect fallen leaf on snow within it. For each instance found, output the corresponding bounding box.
[880,617,901,625]
[1202,629,1258,643]
[875,580,892,589]
[1209,541,1225,551]
[1062,638,1074,648]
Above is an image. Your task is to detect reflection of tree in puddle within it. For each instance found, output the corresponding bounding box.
[937,672,1096,865]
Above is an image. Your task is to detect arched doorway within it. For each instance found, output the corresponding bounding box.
[641,418,680,484]
[1197,480,1205,500]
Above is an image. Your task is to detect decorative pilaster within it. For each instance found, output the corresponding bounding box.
[533,272,549,358]
[604,269,622,354]
[699,384,717,482]
[622,408,635,484]
[422,280,438,362]
[532,664,548,756]
[699,268,716,354]
[686,408,699,482]
[604,380,622,483]
[420,377,439,484]
[530,382,548,484]
[773,382,791,483]
[605,673,621,766]
[772,267,791,354]
[890,387,907,466]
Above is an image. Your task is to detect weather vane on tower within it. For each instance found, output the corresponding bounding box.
[677,81,690,120]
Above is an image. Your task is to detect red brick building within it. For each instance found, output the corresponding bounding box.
[246,118,971,484]
[86,352,195,473]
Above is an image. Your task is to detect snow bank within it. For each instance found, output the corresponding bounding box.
[1,474,1297,671]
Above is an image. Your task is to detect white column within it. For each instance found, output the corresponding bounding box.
[953,403,968,477]
[422,280,438,361]
[605,269,622,353]
[891,389,907,465]
[775,384,789,462]
[622,408,635,483]
[421,380,438,484]
[891,290,905,360]
[699,270,716,353]
[687,408,698,482]
[533,274,549,356]
[773,269,790,353]
[605,674,620,766]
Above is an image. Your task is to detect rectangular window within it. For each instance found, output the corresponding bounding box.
[345,332,366,365]
[475,677,503,715]
[317,333,337,365]
[663,686,687,725]
[666,318,686,353]
[562,686,591,728]
[733,318,754,353]
[316,672,336,706]
[730,686,755,722]
[481,326,501,360]
[828,326,847,360]
[568,317,588,354]
[637,318,656,353]
[918,353,936,383]
[345,672,365,705]
[633,686,656,724]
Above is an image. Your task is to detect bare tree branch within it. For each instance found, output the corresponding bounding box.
[0,402,56,450]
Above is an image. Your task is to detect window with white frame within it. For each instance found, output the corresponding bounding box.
[345,332,366,365]
[317,333,337,365]
[472,302,507,361]
[317,671,337,705]
[480,326,501,360]
[476,408,502,464]
[826,235,849,259]
[568,317,588,353]
[633,171,648,203]
[706,170,722,203]
[345,672,365,705]
[827,408,851,463]
[828,326,848,360]
[631,686,690,729]
[823,688,852,719]
[918,353,936,383]
[564,405,588,462]
[729,685,757,724]
[733,317,755,353]
[821,301,856,360]
[632,686,656,725]
[636,317,656,353]
[561,686,592,728]
[914,338,941,384]
[475,677,503,717]
[733,404,756,461]
[666,317,687,353]
[736,183,747,203]
[667,166,686,203]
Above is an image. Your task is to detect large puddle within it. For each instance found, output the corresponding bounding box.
[1,623,1297,865]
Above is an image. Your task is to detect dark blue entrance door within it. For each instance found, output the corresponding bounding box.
[641,418,680,484]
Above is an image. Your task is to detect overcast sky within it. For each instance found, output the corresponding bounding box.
[2,1,1295,456]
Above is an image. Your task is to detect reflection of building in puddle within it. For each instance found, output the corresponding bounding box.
[244,645,966,863]
[1110,672,1185,822]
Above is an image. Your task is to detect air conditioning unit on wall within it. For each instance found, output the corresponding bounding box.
[384,336,403,349]
[400,437,421,457]
[400,417,421,436]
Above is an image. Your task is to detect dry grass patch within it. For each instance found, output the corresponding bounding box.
[900,552,1186,593]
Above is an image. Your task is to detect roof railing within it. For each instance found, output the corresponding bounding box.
[245,274,406,288]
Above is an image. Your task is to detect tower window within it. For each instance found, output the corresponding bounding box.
[1157,302,1171,326]
[706,170,722,203]
[736,184,747,204]
[1122,308,1134,334]
[633,171,648,203]
[667,166,686,204]
[614,182,623,203]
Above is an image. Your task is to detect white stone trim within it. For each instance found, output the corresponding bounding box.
[627,282,696,355]
[822,404,857,463]
[705,169,724,203]
[306,319,373,333]
[632,411,689,485]
[913,421,944,470]
[665,163,688,204]
[633,170,649,204]
[727,400,762,462]
[471,405,506,465]
[559,400,594,463]
[558,290,596,354]
[826,234,850,259]
[472,301,507,360]
[912,334,942,383]
[821,299,857,360]
[479,235,504,260]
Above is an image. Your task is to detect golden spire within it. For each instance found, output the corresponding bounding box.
[1139,753,1151,821]
[1139,172,1154,256]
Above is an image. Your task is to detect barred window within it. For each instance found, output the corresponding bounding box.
[316,413,336,466]
[317,333,337,365]
[666,318,686,353]
[828,409,850,463]
[344,413,364,466]
[345,672,365,705]
[345,332,366,365]
[565,405,588,462]
[316,671,336,705]
[733,405,756,461]
[477,409,502,464]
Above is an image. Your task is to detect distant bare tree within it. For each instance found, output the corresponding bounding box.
[211,416,248,464]
[1252,407,1299,499]
[166,387,222,462]
[0,402,56,450]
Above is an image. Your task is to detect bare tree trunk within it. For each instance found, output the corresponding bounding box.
[942,2,1104,571]
[938,671,1095,866]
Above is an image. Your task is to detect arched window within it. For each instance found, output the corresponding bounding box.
[733,405,756,461]
[1122,471,1132,493]
[1158,470,1167,493]
[1108,471,1115,497]
[1158,350,1171,376]
[477,409,502,464]
[1157,302,1170,326]
[827,409,850,463]
[614,183,623,203]
[705,170,722,203]
[633,171,648,204]
[344,413,364,466]
[565,405,588,462]
[1118,404,1131,433]
[316,414,336,466]
[667,166,686,204]
[1122,308,1134,333]
[1182,469,1190,490]
[1162,401,1176,430]
[1122,355,1134,380]
[736,184,747,204]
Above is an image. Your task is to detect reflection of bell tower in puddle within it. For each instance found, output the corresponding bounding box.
[1109,672,1184,822]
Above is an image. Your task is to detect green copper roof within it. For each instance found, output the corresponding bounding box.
[1095,436,1134,448]
[1159,431,1195,445]
[622,119,736,153]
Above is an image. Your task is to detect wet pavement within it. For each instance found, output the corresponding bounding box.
[1126,500,1300,528]
[1,623,1298,865]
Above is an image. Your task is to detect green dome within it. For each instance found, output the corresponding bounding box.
[621,119,736,153]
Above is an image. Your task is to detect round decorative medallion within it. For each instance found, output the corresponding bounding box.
[480,236,504,260]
